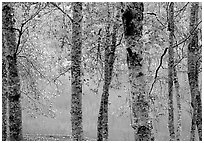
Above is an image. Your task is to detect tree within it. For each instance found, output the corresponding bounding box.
[173,51,182,140]
[97,3,111,141]
[70,2,83,141]
[2,3,9,139]
[188,2,202,141]
[122,2,154,141]
[97,3,121,141]
[167,2,175,141]
[2,2,23,141]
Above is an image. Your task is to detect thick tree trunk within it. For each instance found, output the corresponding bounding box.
[188,2,202,141]
[2,3,23,141]
[122,2,154,141]
[71,2,83,141]
[167,2,175,141]
[97,3,120,141]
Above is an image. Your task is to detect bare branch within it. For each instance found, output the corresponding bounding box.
[15,3,48,55]
[148,47,168,96]
[146,12,166,29]
[49,2,73,23]
[21,3,47,27]
[148,20,202,96]
[52,67,71,82]
[175,2,189,18]
[18,55,46,79]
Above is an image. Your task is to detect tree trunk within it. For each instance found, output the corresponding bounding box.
[167,2,175,141]
[71,2,83,141]
[2,3,23,141]
[171,7,182,140]
[97,3,120,141]
[196,91,202,141]
[188,2,202,141]
[122,2,154,141]
[173,67,182,141]
[2,53,9,141]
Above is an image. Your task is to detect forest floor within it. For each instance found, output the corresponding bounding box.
[23,134,95,141]
[22,73,199,141]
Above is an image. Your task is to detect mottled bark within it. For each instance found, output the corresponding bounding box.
[170,3,182,140]
[173,67,182,141]
[122,2,154,141]
[188,2,202,141]
[196,91,202,141]
[2,56,9,141]
[71,2,83,141]
[167,2,175,141]
[97,3,120,141]
[2,3,23,141]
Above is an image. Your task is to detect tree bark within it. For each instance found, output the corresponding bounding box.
[97,3,120,141]
[188,2,202,141]
[167,2,175,141]
[2,3,23,141]
[71,2,83,141]
[169,3,182,140]
[2,53,9,141]
[173,67,182,141]
[122,2,154,141]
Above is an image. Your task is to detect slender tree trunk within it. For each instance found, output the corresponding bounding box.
[196,91,202,141]
[188,2,202,141]
[122,2,154,141]
[71,2,83,141]
[97,6,111,139]
[167,2,176,141]
[170,7,182,138]
[173,66,182,141]
[97,3,120,141]
[2,53,9,141]
[2,3,23,141]
[167,2,175,141]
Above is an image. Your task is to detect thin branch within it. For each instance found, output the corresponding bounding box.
[18,55,46,79]
[21,3,47,27]
[49,2,73,23]
[148,47,168,96]
[175,2,189,18]
[148,20,202,96]
[52,67,71,82]
[15,26,23,54]
[146,12,166,29]
[2,27,21,33]
[172,21,202,49]
[15,3,48,54]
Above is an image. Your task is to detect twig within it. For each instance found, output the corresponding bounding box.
[50,2,73,23]
[146,12,166,29]
[175,2,189,18]
[52,67,71,82]
[18,55,46,79]
[15,3,48,54]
